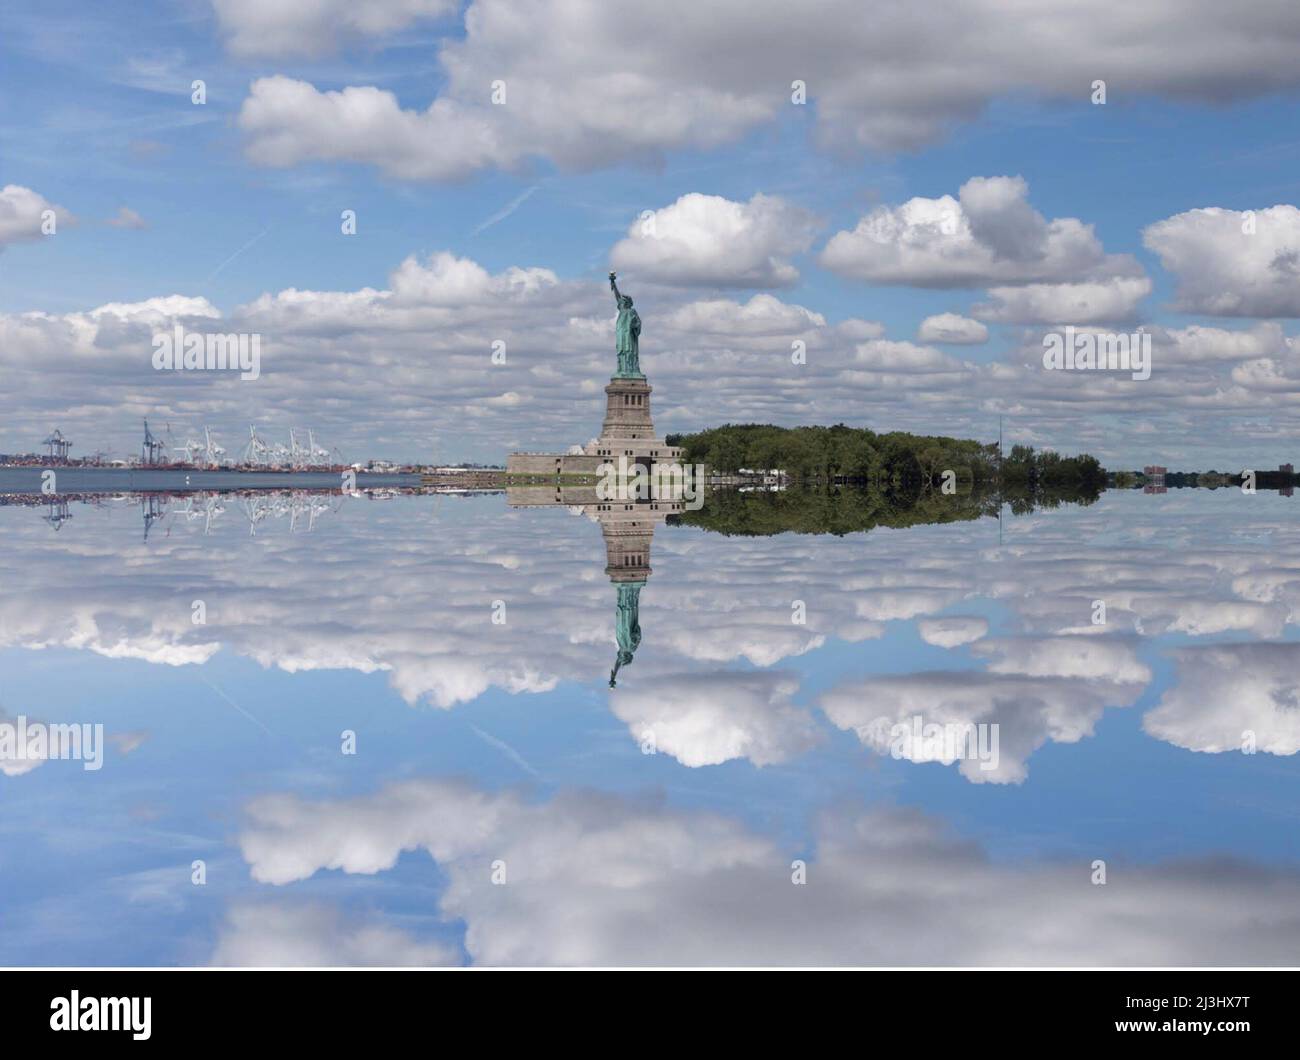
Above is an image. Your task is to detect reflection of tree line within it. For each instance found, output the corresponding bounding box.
[668,425,1106,491]
[1114,469,1298,491]
[669,483,1099,537]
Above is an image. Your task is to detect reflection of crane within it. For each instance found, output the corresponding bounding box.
[42,429,72,461]
[141,419,166,466]
[43,497,72,530]
[241,491,334,535]
[173,493,225,534]
[141,494,167,541]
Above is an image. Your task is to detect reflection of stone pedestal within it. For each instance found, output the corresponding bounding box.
[507,485,686,685]
[505,486,684,573]
[600,501,659,581]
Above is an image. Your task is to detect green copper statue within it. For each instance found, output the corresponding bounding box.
[608,580,644,687]
[609,271,644,379]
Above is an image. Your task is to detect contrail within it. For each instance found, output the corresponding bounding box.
[207,226,271,281]
[472,186,538,235]
[468,722,540,778]
[200,676,275,737]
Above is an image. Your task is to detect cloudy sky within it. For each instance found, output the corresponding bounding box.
[3,0,1300,465]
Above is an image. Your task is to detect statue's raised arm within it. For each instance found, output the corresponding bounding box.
[609,271,622,306]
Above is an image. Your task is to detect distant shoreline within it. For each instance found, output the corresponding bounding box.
[0,467,421,494]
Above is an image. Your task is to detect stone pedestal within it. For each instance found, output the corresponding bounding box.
[599,378,654,439]
[508,374,684,475]
[584,376,683,465]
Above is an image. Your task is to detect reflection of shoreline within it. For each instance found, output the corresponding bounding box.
[3,485,497,539]
[0,485,488,509]
[0,467,422,495]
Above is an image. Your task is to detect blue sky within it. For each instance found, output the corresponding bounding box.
[3,1,1300,467]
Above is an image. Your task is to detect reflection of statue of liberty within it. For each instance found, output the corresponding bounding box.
[608,581,644,687]
[609,272,643,379]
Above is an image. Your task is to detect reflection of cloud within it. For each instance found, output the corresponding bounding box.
[973,635,1151,684]
[853,588,967,622]
[108,730,149,756]
[0,708,43,777]
[819,669,1140,783]
[236,779,1300,966]
[917,616,987,647]
[106,206,147,230]
[1144,643,1300,755]
[211,901,460,966]
[819,636,1148,783]
[2,490,1299,776]
[609,671,819,767]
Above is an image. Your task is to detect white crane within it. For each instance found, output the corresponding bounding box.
[242,425,274,466]
[202,426,226,467]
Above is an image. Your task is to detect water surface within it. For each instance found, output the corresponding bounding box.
[2,487,1298,965]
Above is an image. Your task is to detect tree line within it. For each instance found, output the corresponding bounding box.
[667,425,1105,490]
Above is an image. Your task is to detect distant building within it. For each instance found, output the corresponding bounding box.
[1143,465,1167,487]
[1280,463,1294,475]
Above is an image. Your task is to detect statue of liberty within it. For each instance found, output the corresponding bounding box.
[609,272,644,379]
[608,581,644,687]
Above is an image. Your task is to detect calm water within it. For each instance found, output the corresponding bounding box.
[2,487,1298,966]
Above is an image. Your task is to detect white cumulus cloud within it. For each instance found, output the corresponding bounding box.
[1143,205,1300,317]
[819,176,1133,289]
[917,313,988,344]
[610,193,820,289]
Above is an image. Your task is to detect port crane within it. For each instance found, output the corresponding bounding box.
[242,426,274,465]
[240,425,339,468]
[174,426,226,468]
[141,419,167,465]
[41,429,72,462]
